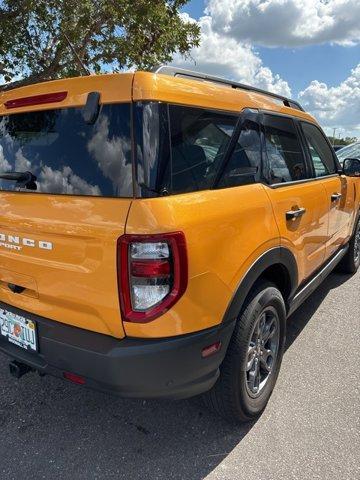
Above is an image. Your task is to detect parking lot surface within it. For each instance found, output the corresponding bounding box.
[0,270,359,480]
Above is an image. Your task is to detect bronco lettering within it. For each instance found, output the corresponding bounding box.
[0,233,53,250]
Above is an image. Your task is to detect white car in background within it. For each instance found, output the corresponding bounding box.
[336,141,360,161]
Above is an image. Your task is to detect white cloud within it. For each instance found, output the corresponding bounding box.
[15,148,32,171]
[37,165,101,196]
[172,14,291,96]
[299,64,360,137]
[87,114,132,196]
[0,145,11,172]
[172,9,359,138]
[206,0,360,47]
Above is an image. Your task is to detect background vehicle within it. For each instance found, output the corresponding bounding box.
[336,141,360,160]
[0,67,359,423]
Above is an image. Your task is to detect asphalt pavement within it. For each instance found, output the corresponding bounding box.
[0,269,359,480]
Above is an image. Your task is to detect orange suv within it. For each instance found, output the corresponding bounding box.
[0,66,359,422]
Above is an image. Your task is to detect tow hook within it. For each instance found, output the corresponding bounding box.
[9,361,32,379]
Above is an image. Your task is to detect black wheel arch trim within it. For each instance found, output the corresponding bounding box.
[222,247,298,325]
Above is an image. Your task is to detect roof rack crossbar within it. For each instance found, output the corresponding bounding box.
[151,65,304,112]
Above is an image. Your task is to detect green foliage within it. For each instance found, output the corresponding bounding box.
[327,136,358,146]
[0,0,200,89]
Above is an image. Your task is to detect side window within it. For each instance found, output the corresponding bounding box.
[301,122,336,177]
[263,114,308,184]
[217,119,261,188]
[168,105,237,193]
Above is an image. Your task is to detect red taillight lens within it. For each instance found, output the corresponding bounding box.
[4,91,67,109]
[130,260,170,277]
[118,232,188,323]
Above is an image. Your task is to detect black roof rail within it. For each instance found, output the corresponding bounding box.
[151,65,304,112]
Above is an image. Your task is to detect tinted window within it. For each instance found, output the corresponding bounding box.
[168,105,237,193]
[135,103,261,195]
[217,119,261,188]
[263,115,307,184]
[301,122,337,177]
[135,102,171,195]
[0,104,132,197]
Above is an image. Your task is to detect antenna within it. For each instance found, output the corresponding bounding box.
[62,32,91,76]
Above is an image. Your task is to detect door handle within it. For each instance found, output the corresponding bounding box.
[331,193,342,202]
[286,207,306,221]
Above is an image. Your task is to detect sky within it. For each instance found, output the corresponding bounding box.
[175,0,360,139]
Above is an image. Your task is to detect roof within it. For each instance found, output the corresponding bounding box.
[0,70,316,124]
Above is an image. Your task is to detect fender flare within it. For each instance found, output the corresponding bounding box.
[222,247,298,325]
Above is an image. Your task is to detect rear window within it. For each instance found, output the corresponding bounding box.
[0,103,133,197]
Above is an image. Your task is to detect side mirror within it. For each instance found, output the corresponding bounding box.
[343,158,360,177]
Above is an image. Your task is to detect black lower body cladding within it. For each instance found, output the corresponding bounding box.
[0,301,235,399]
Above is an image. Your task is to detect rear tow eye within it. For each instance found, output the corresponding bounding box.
[9,361,32,379]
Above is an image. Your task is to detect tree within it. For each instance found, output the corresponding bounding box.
[0,0,200,90]
[327,135,358,146]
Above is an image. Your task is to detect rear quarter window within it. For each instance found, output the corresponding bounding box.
[135,102,261,196]
[0,103,133,197]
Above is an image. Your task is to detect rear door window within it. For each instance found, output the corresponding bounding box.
[263,114,308,184]
[0,103,133,197]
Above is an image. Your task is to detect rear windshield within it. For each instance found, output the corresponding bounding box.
[0,103,133,197]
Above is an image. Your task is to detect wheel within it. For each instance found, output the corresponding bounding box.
[202,281,286,423]
[337,216,360,274]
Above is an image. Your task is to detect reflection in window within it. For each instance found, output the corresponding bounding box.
[301,122,336,177]
[0,104,132,197]
[263,115,307,184]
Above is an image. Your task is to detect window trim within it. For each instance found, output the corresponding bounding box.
[263,173,340,189]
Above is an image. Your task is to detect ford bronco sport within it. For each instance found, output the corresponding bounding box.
[0,66,359,422]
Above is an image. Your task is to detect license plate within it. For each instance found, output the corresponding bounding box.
[0,309,37,352]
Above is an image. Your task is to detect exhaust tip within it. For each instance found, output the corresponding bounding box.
[9,361,32,379]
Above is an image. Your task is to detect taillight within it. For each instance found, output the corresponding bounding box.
[118,232,188,323]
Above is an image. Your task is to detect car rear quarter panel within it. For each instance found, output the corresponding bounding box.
[124,184,280,338]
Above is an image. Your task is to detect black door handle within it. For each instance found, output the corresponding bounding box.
[286,207,306,221]
[331,193,342,202]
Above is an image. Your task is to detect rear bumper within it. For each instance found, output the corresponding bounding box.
[0,301,235,399]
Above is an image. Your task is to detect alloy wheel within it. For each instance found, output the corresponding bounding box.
[245,307,280,398]
[354,221,360,265]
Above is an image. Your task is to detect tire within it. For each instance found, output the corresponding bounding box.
[202,281,286,423]
[337,216,360,274]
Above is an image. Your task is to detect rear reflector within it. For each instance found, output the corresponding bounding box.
[4,91,67,109]
[63,372,86,385]
[202,341,222,358]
